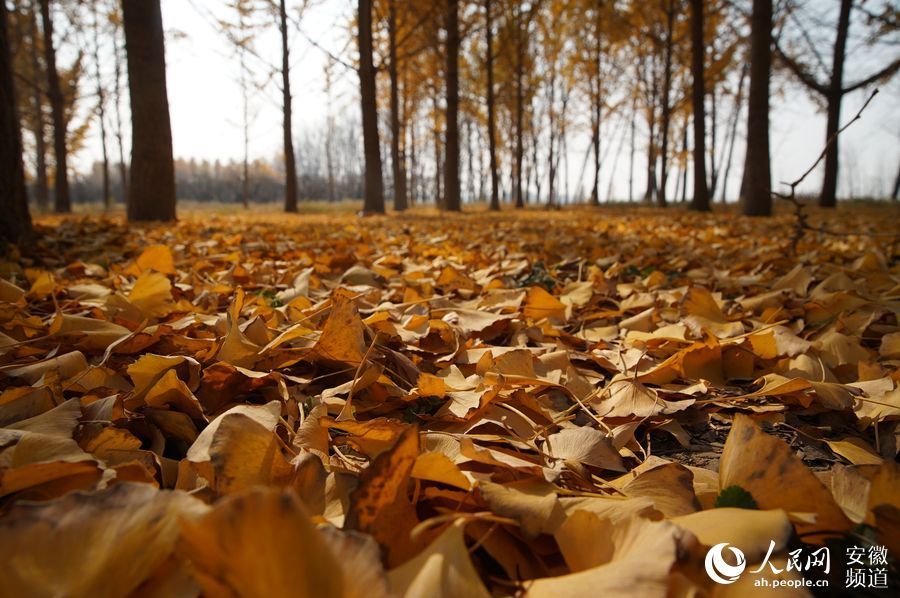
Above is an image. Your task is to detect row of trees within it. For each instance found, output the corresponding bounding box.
[1,0,898,243]
[2,0,175,240]
[354,0,897,215]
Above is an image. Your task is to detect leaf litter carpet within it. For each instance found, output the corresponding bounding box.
[0,207,898,596]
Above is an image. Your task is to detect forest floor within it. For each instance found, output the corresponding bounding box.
[1,205,898,595]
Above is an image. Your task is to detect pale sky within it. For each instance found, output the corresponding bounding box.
[72,0,900,201]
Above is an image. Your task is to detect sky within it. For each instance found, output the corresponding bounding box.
[72,0,900,202]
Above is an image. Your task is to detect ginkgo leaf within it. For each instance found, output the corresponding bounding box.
[129,271,174,318]
[134,244,177,275]
[719,415,852,538]
[387,520,490,598]
[0,483,207,597]
[345,425,424,567]
[314,289,368,365]
[671,508,793,563]
[179,488,350,597]
[544,426,625,471]
[531,514,687,597]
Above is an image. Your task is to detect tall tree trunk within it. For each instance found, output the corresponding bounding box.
[27,0,48,211]
[720,62,747,203]
[123,0,176,222]
[112,9,128,203]
[741,0,772,216]
[433,99,443,208]
[388,1,407,211]
[514,4,524,208]
[689,0,710,211]
[279,0,298,213]
[91,4,110,210]
[629,89,636,202]
[658,0,675,207]
[708,82,718,197]
[358,0,384,213]
[38,0,69,213]
[485,0,499,211]
[644,60,659,202]
[892,161,899,200]
[590,4,602,205]
[819,0,852,208]
[679,117,689,203]
[1,0,33,244]
[324,61,336,202]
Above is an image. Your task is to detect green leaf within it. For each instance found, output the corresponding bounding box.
[715,485,759,509]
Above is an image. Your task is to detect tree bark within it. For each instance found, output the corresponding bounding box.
[112,9,128,203]
[279,0,298,213]
[892,161,899,200]
[27,0,48,211]
[388,1,407,211]
[485,0,499,211]
[741,0,772,216]
[91,4,110,210]
[123,0,176,221]
[443,0,460,212]
[819,0,852,208]
[358,0,384,213]
[689,0,710,211]
[0,0,32,244]
[514,4,524,208]
[590,4,602,205]
[658,0,675,207]
[38,0,69,213]
[720,62,747,203]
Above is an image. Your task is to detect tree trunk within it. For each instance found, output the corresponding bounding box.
[590,5,602,205]
[1,0,33,244]
[485,0,499,211]
[892,161,899,200]
[123,0,176,221]
[27,0,48,211]
[720,62,747,203]
[658,0,675,207]
[689,0,710,211]
[819,0,852,208]
[514,4,524,208]
[38,0,69,213]
[91,5,110,210]
[112,9,128,203]
[741,0,772,216]
[444,0,462,216]
[279,0,298,213]
[358,0,384,214]
[388,1,407,212]
[629,89,636,202]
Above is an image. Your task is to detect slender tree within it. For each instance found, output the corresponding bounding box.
[122,0,176,221]
[26,0,49,211]
[776,0,900,207]
[1,0,32,244]
[278,0,298,212]
[38,0,69,213]
[358,0,384,213]
[689,0,709,211]
[741,0,772,216]
[91,2,110,210]
[443,0,461,211]
[485,0,499,210]
[657,0,675,207]
[387,0,407,211]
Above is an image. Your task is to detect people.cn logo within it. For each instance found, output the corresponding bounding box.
[705,543,747,584]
